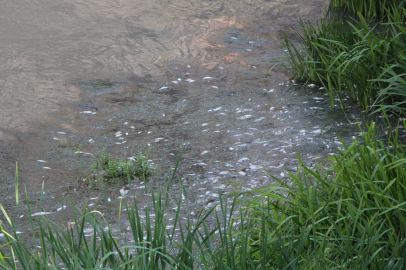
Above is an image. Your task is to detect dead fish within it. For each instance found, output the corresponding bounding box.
[171,81,178,84]
[57,205,67,212]
[42,167,51,170]
[154,138,164,143]
[185,79,195,83]
[37,160,46,163]
[212,107,222,111]
[120,188,129,196]
[240,115,252,119]
[201,151,209,155]
[211,86,218,89]
[202,123,208,126]
[57,132,66,134]
[203,77,214,80]
[238,157,249,162]
[231,37,238,39]
[159,87,168,90]
[31,212,54,217]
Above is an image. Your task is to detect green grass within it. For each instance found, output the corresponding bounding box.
[278,2,406,114]
[2,118,406,269]
[332,0,405,19]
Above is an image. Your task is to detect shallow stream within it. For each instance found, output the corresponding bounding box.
[0,0,376,241]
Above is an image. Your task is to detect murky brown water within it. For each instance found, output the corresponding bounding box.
[2,0,378,242]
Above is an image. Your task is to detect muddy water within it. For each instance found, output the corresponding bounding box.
[0,0,374,241]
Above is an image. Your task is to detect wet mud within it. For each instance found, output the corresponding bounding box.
[0,0,378,241]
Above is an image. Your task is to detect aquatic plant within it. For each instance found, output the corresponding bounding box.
[91,147,154,184]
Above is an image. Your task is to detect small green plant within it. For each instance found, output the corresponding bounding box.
[91,147,154,184]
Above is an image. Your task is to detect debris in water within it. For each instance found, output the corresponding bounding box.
[239,171,246,176]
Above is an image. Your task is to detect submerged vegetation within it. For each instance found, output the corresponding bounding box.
[280,0,406,114]
[2,1,406,269]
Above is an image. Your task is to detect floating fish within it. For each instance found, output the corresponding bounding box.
[31,212,53,217]
[203,77,214,80]
[238,157,249,162]
[154,138,164,143]
[211,86,218,89]
[120,188,129,196]
[201,151,209,155]
[240,115,252,119]
[37,160,46,163]
[159,87,168,90]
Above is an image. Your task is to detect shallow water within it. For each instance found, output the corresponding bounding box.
[1,0,379,244]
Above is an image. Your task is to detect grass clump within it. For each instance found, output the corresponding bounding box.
[91,147,153,184]
[247,119,406,268]
[279,2,406,114]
